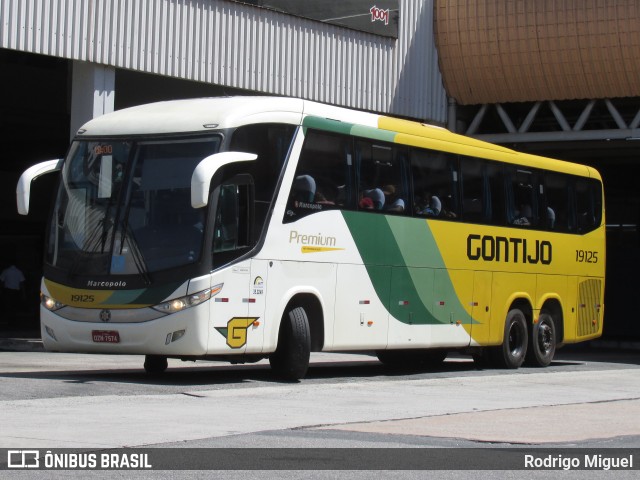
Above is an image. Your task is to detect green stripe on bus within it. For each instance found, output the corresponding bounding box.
[302,116,353,135]
[116,281,184,306]
[350,124,397,143]
[303,116,397,143]
[342,211,474,325]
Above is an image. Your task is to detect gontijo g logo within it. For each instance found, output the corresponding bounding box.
[215,317,259,348]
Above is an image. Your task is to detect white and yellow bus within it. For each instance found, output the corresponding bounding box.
[18,96,605,379]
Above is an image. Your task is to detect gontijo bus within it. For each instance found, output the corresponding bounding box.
[17,96,605,379]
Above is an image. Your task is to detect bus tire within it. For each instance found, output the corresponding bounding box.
[491,309,528,369]
[525,312,556,367]
[144,355,168,374]
[472,350,490,369]
[269,306,311,381]
[419,349,448,367]
[375,350,406,368]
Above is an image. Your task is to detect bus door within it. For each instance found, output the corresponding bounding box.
[470,270,493,345]
[207,179,257,354]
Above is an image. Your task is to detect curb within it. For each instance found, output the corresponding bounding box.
[0,337,44,352]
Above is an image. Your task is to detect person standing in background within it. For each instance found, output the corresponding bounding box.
[1,261,26,321]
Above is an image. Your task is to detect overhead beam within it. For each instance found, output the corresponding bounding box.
[460,98,640,144]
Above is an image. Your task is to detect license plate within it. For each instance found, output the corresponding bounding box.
[92,330,120,343]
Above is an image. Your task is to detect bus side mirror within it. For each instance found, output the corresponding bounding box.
[191,152,257,208]
[17,159,62,215]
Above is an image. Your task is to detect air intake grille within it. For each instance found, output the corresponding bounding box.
[577,279,602,337]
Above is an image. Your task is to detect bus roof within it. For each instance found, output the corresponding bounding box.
[77,97,307,136]
[77,96,599,179]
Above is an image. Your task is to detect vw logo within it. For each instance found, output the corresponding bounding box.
[99,309,112,322]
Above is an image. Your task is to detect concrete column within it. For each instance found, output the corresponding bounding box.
[70,61,115,140]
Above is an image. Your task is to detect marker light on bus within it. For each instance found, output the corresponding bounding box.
[44,325,58,341]
[41,294,64,311]
[152,284,222,314]
[165,329,186,345]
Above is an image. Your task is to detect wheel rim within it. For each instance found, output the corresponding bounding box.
[538,321,553,354]
[508,321,525,357]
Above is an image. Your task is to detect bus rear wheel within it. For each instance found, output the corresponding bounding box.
[525,312,556,367]
[491,309,528,369]
[269,306,311,381]
[144,355,168,374]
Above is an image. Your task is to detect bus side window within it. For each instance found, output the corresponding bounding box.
[230,123,296,239]
[591,179,603,229]
[460,156,485,223]
[506,167,538,228]
[410,150,459,220]
[575,177,602,233]
[212,179,253,268]
[485,161,506,226]
[284,130,352,223]
[355,140,409,215]
[543,172,570,232]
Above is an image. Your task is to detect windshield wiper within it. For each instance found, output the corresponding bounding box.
[116,196,151,285]
[119,223,152,285]
[83,216,113,253]
[66,214,112,279]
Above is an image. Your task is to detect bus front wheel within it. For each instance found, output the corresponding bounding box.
[144,355,168,374]
[269,306,311,381]
[525,312,556,367]
[491,309,528,369]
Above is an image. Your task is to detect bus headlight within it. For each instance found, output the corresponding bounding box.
[41,293,65,311]
[152,284,222,314]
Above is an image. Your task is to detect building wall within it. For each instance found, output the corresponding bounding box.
[0,0,447,122]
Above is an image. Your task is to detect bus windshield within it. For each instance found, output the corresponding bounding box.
[46,136,221,276]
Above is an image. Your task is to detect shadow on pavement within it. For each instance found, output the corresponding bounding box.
[556,343,640,366]
[0,349,621,389]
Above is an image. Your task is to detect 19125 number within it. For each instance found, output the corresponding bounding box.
[576,250,598,263]
[71,294,95,302]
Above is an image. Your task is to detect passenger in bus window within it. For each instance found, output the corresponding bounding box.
[439,195,458,219]
[359,196,374,209]
[414,191,428,214]
[292,175,316,204]
[383,185,405,212]
[546,207,556,229]
[513,204,532,226]
[362,188,385,210]
[314,188,335,206]
[416,191,441,217]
